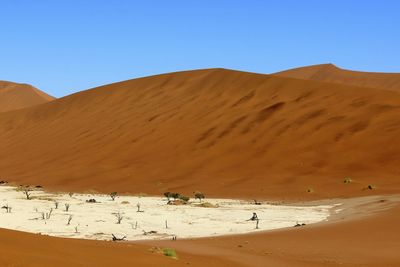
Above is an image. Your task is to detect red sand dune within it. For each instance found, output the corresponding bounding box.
[1,68,400,199]
[0,81,54,112]
[274,63,400,91]
[1,66,400,266]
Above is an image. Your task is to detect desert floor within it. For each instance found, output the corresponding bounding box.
[0,185,333,241]
[0,192,398,266]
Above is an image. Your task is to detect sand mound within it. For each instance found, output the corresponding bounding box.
[273,63,400,92]
[1,69,400,199]
[0,81,54,112]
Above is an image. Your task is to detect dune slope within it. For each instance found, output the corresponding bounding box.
[274,63,400,91]
[0,227,227,267]
[1,69,400,199]
[0,81,54,112]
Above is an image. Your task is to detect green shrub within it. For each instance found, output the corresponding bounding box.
[171,193,181,200]
[163,248,178,259]
[179,195,190,202]
[164,192,173,200]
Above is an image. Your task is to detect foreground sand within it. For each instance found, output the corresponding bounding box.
[0,194,398,267]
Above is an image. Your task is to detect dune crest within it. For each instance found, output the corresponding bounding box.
[273,63,400,91]
[0,81,55,112]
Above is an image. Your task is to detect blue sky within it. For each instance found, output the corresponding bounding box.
[1,0,399,97]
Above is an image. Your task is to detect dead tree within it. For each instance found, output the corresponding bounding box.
[23,187,33,200]
[1,204,11,213]
[67,215,73,225]
[114,212,123,224]
[142,230,157,235]
[245,212,260,228]
[129,221,138,229]
[253,200,261,205]
[294,221,306,227]
[248,212,258,221]
[112,234,126,241]
[136,203,142,212]
[194,192,205,202]
[46,208,53,219]
[65,203,70,212]
[110,192,117,201]
[54,201,59,209]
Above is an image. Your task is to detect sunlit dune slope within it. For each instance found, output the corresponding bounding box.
[274,63,400,91]
[0,227,212,267]
[0,81,54,112]
[1,69,400,199]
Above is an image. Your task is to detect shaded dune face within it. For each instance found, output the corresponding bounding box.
[0,81,55,112]
[1,69,400,199]
[274,63,400,92]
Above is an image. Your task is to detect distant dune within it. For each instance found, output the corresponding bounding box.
[0,81,54,112]
[1,68,400,199]
[274,63,400,91]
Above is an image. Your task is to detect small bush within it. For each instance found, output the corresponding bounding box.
[163,248,178,259]
[164,192,173,200]
[171,193,180,200]
[114,212,123,224]
[307,188,314,193]
[110,192,117,201]
[344,177,353,184]
[179,195,190,202]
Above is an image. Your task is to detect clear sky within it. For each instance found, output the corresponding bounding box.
[1,0,399,97]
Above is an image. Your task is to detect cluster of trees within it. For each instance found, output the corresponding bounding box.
[163,192,189,202]
[163,191,205,203]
